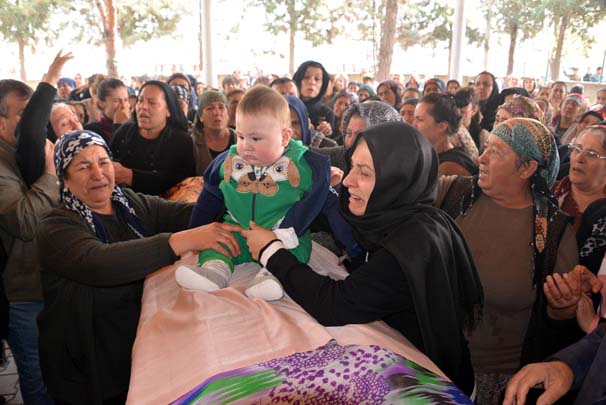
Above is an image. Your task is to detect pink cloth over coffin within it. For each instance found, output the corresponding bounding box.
[127,243,445,405]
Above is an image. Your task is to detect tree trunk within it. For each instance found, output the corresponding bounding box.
[18,37,26,81]
[447,32,452,77]
[289,25,295,75]
[483,0,492,70]
[549,15,568,81]
[95,0,118,77]
[288,1,298,76]
[376,0,398,81]
[506,22,518,76]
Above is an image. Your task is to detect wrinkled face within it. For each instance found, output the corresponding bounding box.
[334,95,351,119]
[272,81,298,97]
[377,85,396,107]
[400,104,416,125]
[569,131,606,193]
[57,82,73,100]
[494,108,513,128]
[227,93,244,125]
[51,105,83,137]
[289,108,302,141]
[478,135,526,200]
[99,86,129,119]
[235,112,290,166]
[136,85,170,134]
[63,145,115,214]
[423,83,441,95]
[301,66,323,100]
[342,139,375,216]
[474,73,493,101]
[0,92,29,146]
[201,101,228,131]
[358,89,371,102]
[550,84,566,103]
[596,90,606,106]
[413,102,446,145]
[459,102,476,128]
[561,100,581,120]
[344,114,366,149]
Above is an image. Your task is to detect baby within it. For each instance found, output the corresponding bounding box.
[176,86,358,300]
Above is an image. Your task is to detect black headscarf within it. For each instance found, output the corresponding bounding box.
[134,80,188,133]
[292,61,337,131]
[498,87,530,105]
[293,60,329,104]
[475,71,500,131]
[339,121,483,391]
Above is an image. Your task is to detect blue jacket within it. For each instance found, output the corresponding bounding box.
[550,323,606,404]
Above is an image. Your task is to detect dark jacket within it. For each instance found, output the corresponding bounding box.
[550,324,606,404]
[36,189,192,404]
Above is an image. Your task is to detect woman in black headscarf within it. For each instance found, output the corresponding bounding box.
[242,121,484,396]
[474,71,501,131]
[293,60,337,136]
[110,80,195,196]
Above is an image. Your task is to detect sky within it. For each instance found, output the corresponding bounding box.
[1,0,605,84]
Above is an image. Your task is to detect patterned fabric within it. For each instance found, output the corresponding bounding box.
[474,372,513,405]
[499,96,544,122]
[342,101,402,149]
[450,126,479,158]
[54,130,146,242]
[171,340,472,405]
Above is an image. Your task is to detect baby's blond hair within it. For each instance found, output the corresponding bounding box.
[236,86,290,128]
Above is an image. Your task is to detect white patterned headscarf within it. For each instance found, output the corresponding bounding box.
[54,130,146,242]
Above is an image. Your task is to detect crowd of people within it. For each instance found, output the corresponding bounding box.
[1,49,605,405]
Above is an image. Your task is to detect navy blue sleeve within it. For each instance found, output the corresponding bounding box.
[279,151,331,235]
[322,184,363,258]
[188,151,228,228]
[548,323,605,390]
[16,82,56,187]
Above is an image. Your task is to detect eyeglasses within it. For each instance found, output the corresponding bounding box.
[567,143,606,160]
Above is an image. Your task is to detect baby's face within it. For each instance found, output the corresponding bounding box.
[236,112,290,166]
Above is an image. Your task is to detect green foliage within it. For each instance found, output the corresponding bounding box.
[117,0,181,47]
[0,0,66,47]
[398,0,453,49]
[251,0,341,46]
[64,0,183,48]
[543,0,606,50]
[494,0,544,40]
